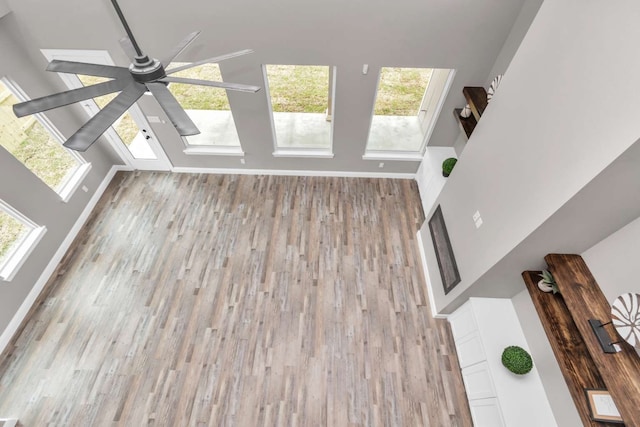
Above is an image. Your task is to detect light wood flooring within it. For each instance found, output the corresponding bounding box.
[0,172,471,426]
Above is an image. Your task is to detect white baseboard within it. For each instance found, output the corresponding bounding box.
[172,166,416,180]
[416,229,447,319]
[0,165,124,354]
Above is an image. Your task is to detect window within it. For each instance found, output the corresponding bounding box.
[365,68,454,160]
[167,62,243,155]
[0,200,46,281]
[0,78,89,201]
[265,65,335,157]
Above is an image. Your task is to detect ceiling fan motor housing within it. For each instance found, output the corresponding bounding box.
[129,57,166,83]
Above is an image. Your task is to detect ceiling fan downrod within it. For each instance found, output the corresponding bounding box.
[109,0,166,82]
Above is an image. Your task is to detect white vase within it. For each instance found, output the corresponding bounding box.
[537,280,554,293]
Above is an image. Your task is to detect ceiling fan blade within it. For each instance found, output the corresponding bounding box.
[160,31,201,67]
[63,82,146,151]
[165,49,254,75]
[161,77,260,93]
[146,82,199,136]
[119,37,138,61]
[47,60,130,79]
[13,77,132,117]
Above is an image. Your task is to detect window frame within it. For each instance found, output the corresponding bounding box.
[363,68,456,160]
[0,199,46,282]
[1,77,91,202]
[264,64,336,158]
[162,61,245,156]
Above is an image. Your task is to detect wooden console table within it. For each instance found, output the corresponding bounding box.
[523,254,640,426]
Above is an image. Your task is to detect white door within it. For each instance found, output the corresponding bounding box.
[41,49,172,171]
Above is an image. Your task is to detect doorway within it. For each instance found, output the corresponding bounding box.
[41,49,172,171]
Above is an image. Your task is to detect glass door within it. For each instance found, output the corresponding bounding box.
[41,49,172,171]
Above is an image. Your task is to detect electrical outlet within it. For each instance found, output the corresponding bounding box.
[472,210,481,222]
[81,185,88,192]
[362,64,369,75]
[240,158,245,165]
[379,162,384,168]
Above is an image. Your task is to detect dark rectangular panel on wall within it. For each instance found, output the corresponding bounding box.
[428,205,461,294]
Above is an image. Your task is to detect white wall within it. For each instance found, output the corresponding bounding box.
[2,0,526,174]
[420,0,640,314]
[0,0,9,19]
[583,215,640,303]
[484,0,544,87]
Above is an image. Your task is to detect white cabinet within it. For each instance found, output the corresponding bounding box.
[469,398,505,427]
[448,298,557,427]
[455,331,485,368]
[461,361,496,400]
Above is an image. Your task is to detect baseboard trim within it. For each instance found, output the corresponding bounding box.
[0,165,124,354]
[417,229,447,319]
[172,166,416,180]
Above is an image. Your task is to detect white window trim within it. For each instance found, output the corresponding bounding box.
[58,162,92,202]
[272,148,334,158]
[1,77,89,202]
[363,68,456,160]
[264,65,336,158]
[362,151,423,162]
[0,200,47,282]
[183,143,245,156]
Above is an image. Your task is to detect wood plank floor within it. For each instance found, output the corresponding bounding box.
[0,172,471,426]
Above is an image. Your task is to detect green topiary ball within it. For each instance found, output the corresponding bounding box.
[442,158,457,177]
[501,346,533,375]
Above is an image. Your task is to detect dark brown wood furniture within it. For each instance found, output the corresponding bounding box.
[523,254,640,426]
[454,86,488,138]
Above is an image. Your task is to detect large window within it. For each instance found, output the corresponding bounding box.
[167,62,243,155]
[265,65,334,157]
[0,200,46,281]
[0,78,88,200]
[365,68,453,159]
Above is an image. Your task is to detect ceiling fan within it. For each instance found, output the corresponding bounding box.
[12,0,260,152]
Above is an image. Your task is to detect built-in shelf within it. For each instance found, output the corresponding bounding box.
[453,108,477,139]
[454,87,488,139]
[523,254,640,426]
[462,87,488,121]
